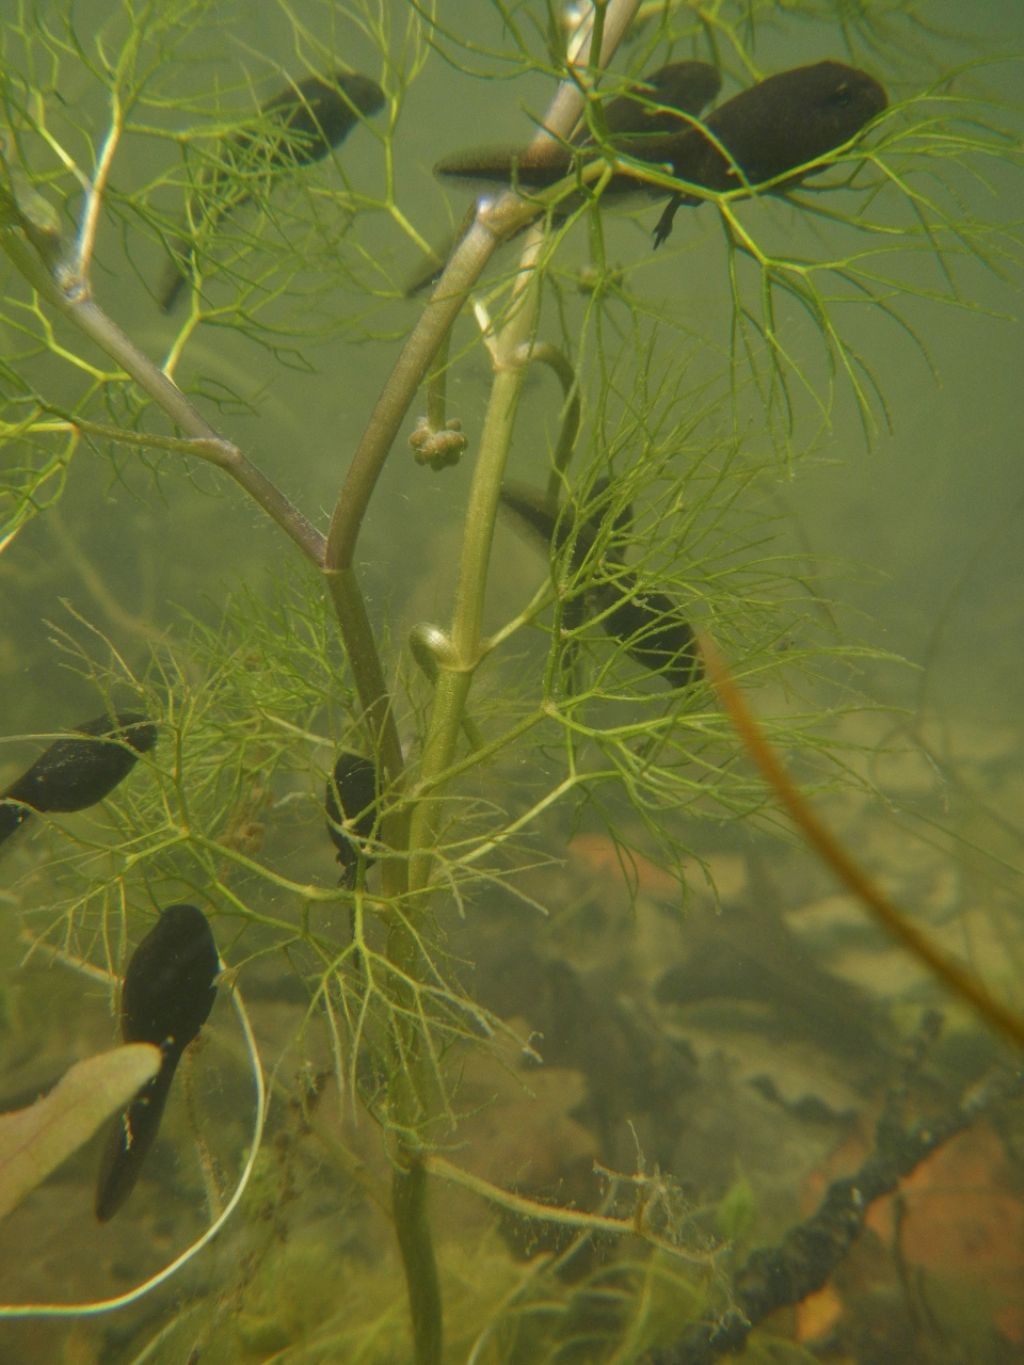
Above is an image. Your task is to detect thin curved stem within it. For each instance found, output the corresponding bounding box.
[511,340,581,502]
[323,0,642,576]
[406,232,544,895]
[701,631,1024,1051]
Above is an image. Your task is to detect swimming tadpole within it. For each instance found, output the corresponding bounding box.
[650,59,888,244]
[158,68,385,311]
[434,60,720,191]
[597,61,722,140]
[588,573,703,690]
[498,478,633,566]
[499,481,702,690]
[435,60,886,247]
[95,903,220,1222]
[407,60,720,295]
[324,751,379,887]
[0,712,157,849]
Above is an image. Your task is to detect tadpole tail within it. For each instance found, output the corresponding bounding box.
[158,264,187,313]
[157,240,192,313]
[94,1051,179,1222]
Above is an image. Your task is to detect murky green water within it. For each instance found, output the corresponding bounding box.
[1,2,1022,1361]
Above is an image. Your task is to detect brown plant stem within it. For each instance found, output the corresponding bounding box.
[700,630,1024,1051]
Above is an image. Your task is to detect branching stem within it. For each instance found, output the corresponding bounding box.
[0,230,325,565]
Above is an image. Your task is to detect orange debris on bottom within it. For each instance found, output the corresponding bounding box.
[796,1121,1024,1348]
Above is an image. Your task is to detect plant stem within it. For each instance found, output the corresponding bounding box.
[324,0,642,574]
[0,231,325,565]
[393,1158,442,1365]
[321,0,640,751]
[407,235,544,894]
[326,11,643,1364]
[702,632,1024,1050]
[513,341,581,501]
[324,569,405,789]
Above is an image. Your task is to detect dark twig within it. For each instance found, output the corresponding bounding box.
[646,1067,1024,1365]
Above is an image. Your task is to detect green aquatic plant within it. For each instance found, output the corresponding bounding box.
[1,1,1022,1362]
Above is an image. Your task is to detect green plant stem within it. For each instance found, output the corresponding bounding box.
[513,341,581,501]
[407,237,543,896]
[323,0,643,577]
[321,0,641,780]
[393,1158,442,1365]
[0,230,325,565]
[379,278,558,1365]
[333,11,643,1364]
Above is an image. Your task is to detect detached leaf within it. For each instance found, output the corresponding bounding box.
[0,1043,161,1221]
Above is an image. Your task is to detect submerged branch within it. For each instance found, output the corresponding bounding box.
[425,1153,717,1267]
[647,1066,1024,1364]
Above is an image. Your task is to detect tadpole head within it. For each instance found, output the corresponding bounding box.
[324,752,379,877]
[120,903,219,1052]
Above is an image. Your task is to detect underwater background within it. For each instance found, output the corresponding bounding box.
[1,1,1023,1361]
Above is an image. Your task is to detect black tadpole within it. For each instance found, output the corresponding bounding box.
[324,752,379,887]
[158,68,385,311]
[650,59,888,246]
[499,482,701,691]
[0,712,157,849]
[95,904,220,1222]
[498,479,632,570]
[407,60,720,297]
[435,60,886,249]
[597,61,722,139]
[434,60,721,191]
[590,574,703,690]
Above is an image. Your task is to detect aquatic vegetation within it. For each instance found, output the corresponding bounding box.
[0,1,1022,1363]
[499,480,702,688]
[158,68,385,310]
[435,59,888,246]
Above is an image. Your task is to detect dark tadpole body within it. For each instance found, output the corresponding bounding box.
[499,479,632,566]
[435,60,886,247]
[589,60,722,140]
[95,904,219,1222]
[589,575,703,689]
[499,482,701,690]
[0,712,157,849]
[434,60,720,190]
[651,59,888,244]
[159,68,385,311]
[408,61,719,296]
[324,752,379,887]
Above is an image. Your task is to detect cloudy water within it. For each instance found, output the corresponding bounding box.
[1,2,1022,1361]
